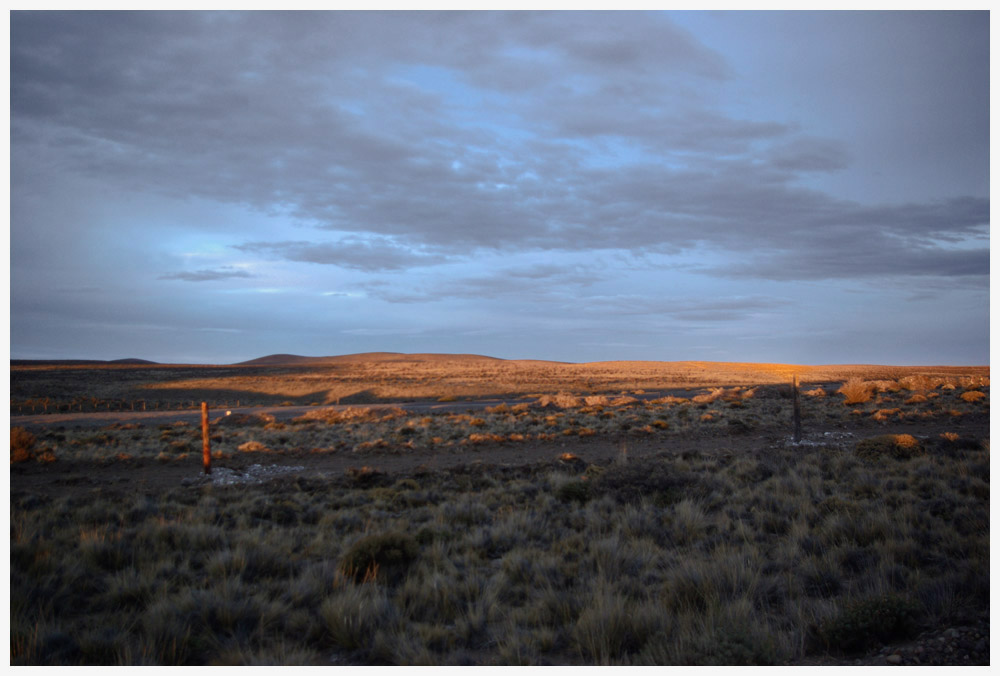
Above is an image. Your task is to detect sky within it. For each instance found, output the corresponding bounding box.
[9,10,991,365]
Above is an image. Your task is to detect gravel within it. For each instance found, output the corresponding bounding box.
[181,463,307,487]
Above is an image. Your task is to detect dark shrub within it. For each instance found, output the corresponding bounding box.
[594,458,715,505]
[855,434,923,461]
[214,413,276,428]
[817,594,922,654]
[339,532,419,584]
[556,480,591,504]
[639,623,780,665]
[345,466,389,487]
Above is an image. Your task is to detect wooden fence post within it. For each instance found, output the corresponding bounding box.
[792,375,802,443]
[202,402,211,475]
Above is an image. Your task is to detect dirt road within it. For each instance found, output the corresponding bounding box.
[10,399,525,429]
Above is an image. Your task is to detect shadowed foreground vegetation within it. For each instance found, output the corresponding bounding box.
[11,414,988,664]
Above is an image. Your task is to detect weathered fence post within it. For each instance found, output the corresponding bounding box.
[792,375,802,443]
[201,402,211,475]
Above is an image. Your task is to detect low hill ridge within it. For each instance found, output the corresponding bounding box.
[236,352,507,366]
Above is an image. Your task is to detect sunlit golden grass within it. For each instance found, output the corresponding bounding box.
[11,354,989,410]
[838,379,874,405]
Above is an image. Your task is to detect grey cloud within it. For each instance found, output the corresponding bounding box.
[235,238,449,271]
[158,267,254,282]
[360,262,603,304]
[713,246,988,282]
[578,294,790,322]
[768,137,850,172]
[11,11,989,285]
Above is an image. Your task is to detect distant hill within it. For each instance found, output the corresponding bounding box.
[235,352,508,366]
[11,358,159,366]
[235,353,323,366]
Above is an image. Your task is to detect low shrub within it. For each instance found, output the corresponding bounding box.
[215,413,276,427]
[11,427,37,463]
[339,532,419,584]
[594,458,711,506]
[960,390,986,403]
[816,594,922,654]
[556,480,591,504]
[854,434,923,461]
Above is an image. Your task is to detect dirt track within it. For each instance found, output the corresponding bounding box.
[11,413,989,499]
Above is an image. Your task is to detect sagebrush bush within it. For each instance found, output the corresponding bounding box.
[339,532,419,584]
[817,594,922,654]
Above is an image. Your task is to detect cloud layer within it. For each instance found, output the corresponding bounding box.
[9,11,989,364]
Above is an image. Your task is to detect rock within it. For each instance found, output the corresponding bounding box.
[887,654,902,665]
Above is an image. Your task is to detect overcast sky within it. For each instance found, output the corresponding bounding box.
[10,10,990,365]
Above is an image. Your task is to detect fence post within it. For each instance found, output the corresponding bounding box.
[202,402,211,475]
[792,375,802,443]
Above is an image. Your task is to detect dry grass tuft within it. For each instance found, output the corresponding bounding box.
[837,379,874,405]
[871,408,902,422]
[536,393,584,408]
[237,441,269,453]
[960,390,986,403]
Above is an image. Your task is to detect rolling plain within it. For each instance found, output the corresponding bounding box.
[9,353,990,665]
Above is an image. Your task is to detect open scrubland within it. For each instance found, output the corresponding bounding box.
[9,355,990,665]
[10,352,990,411]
